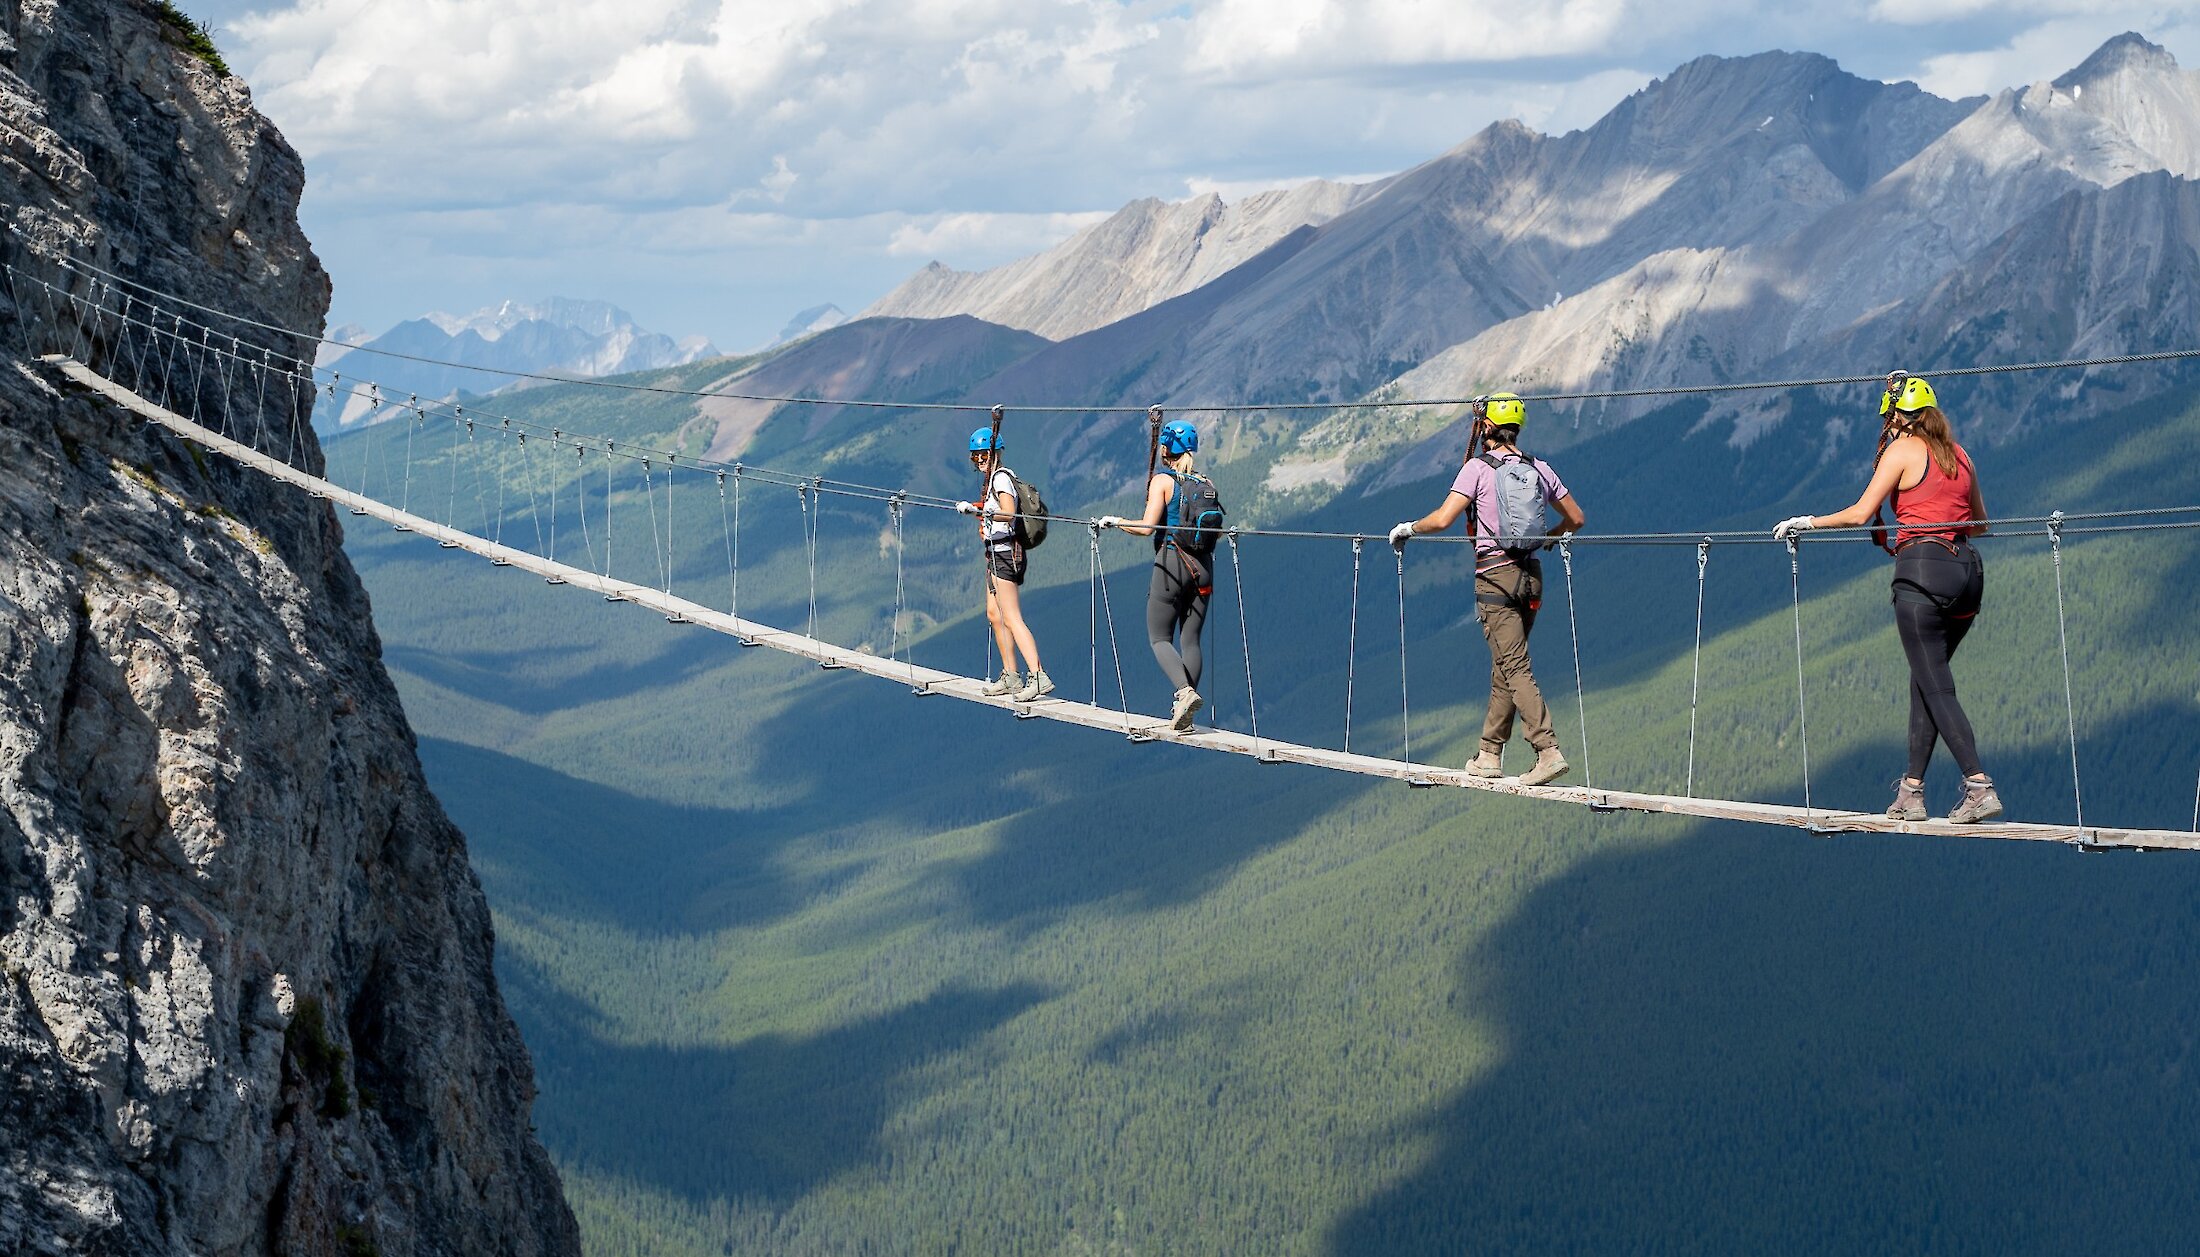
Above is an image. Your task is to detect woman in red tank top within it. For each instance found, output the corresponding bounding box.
[1768,372,2001,824]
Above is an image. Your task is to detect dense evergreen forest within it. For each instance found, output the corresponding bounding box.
[334,366,2200,1254]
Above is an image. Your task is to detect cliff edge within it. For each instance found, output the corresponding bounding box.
[0,2,580,1253]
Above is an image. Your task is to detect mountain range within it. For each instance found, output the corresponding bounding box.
[690,32,2200,507]
[314,298,719,430]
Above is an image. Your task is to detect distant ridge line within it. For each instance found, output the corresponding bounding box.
[40,246,2200,417]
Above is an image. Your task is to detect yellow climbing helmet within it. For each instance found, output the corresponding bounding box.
[1475,392,1527,429]
[1879,372,1937,416]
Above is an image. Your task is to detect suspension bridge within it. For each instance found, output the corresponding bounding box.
[10,241,2200,853]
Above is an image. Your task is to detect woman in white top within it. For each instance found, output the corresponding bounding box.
[959,428,1051,701]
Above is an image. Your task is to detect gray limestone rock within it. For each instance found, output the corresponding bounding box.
[0,2,579,1253]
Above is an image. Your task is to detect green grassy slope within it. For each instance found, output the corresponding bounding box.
[331,378,2200,1254]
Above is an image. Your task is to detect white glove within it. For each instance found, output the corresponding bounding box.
[1096,515,1124,529]
[1771,515,1815,542]
[1388,522,1416,548]
[956,500,979,516]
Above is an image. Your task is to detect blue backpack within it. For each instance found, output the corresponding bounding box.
[1165,470,1225,554]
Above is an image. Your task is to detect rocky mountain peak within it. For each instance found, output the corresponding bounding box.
[2057,31,2180,89]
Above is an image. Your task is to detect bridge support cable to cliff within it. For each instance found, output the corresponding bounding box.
[15,258,2200,851]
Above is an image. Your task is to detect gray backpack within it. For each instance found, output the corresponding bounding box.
[1476,450,1547,554]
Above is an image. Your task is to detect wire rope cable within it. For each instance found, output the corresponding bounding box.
[2047,513,2087,833]
[1344,537,1363,754]
[1226,531,1262,749]
[1094,533,1135,734]
[1396,545,1413,766]
[1686,538,1710,797]
[1786,536,1815,815]
[1558,540,1592,787]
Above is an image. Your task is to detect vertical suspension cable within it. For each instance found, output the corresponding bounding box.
[642,458,668,593]
[602,441,617,582]
[891,495,911,682]
[574,443,599,574]
[663,461,680,600]
[286,359,308,467]
[398,396,419,521]
[1786,536,1815,815]
[801,480,821,642]
[2047,512,2086,833]
[158,312,183,408]
[1226,532,1261,749]
[249,346,271,452]
[544,435,567,584]
[108,291,135,384]
[1686,538,1710,797]
[1396,545,1413,765]
[517,431,542,554]
[546,435,562,562]
[187,325,210,424]
[445,412,463,530]
[216,334,239,439]
[130,298,160,393]
[1344,537,1363,754]
[1557,540,1593,787]
[715,471,736,616]
[1093,530,1135,733]
[1087,523,1101,705]
[68,277,93,364]
[732,464,744,623]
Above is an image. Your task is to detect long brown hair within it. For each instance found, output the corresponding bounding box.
[1888,405,1964,477]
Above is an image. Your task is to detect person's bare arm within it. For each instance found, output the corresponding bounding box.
[1966,474,1989,537]
[1550,492,1585,538]
[1118,474,1173,537]
[1411,492,1471,535]
[1811,439,1920,528]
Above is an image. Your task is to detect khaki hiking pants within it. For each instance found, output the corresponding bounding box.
[1475,559,1557,754]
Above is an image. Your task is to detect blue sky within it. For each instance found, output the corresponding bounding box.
[185,0,2200,349]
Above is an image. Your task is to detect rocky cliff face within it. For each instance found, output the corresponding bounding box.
[0,2,578,1254]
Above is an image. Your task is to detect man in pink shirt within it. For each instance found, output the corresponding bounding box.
[1388,393,1586,785]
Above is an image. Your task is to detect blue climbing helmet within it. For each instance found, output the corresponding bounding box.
[968,427,1001,453]
[1158,419,1198,456]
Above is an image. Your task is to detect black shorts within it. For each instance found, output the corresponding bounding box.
[986,544,1026,586]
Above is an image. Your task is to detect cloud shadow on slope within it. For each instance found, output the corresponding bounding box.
[500,949,1053,1210]
[1323,711,2200,1257]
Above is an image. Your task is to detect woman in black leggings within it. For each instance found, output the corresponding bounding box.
[1772,372,2001,824]
[1099,419,1218,732]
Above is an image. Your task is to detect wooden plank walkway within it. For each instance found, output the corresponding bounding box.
[53,356,2200,853]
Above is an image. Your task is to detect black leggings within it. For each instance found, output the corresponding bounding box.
[1147,547,1211,693]
[1891,542,1986,780]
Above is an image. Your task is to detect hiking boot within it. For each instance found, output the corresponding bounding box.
[1464,749,1504,778]
[1887,778,1927,822]
[1171,686,1204,731]
[981,670,1022,697]
[1948,777,2003,825]
[1014,669,1055,703]
[1518,747,1570,787]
